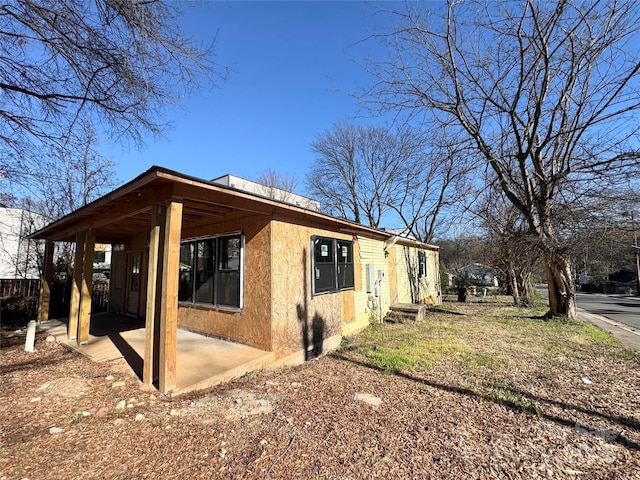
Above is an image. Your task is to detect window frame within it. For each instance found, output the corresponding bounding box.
[418,250,427,278]
[178,232,244,310]
[311,235,355,296]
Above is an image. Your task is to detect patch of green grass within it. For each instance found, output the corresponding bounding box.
[351,321,476,372]
[342,302,638,378]
[70,412,84,424]
[490,386,543,417]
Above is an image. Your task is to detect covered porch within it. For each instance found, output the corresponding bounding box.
[39,312,273,396]
[31,167,282,394]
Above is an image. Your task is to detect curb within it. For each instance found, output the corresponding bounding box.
[577,308,640,353]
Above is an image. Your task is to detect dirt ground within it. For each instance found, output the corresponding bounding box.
[1,314,640,480]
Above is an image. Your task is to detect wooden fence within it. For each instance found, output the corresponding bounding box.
[0,278,110,324]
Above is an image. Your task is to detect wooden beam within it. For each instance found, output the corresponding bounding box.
[68,232,84,340]
[40,184,173,242]
[37,241,54,322]
[158,201,183,394]
[78,233,95,345]
[143,205,165,385]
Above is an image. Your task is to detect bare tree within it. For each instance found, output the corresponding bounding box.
[0,0,223,196]
[391,127,472,244]
[17,123,118,222]
[307,121,459,241]
[255,169,299,203]
[478,187,541,306]
[363,0,640,318]
[307,122,366,224]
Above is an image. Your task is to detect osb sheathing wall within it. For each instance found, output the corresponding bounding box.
[395,244,440,304]
[176,215,272,351]
[270,219,352,358]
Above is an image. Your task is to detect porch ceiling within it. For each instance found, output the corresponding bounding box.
[30,165,397,245]
[31,168,274,244]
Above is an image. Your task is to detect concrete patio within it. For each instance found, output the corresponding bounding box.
[38,312,274,396]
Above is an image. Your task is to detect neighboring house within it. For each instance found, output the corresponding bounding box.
[32,167,440,394]
[460,263,499,287]
[0,206,47,279]
[93,243,112,279]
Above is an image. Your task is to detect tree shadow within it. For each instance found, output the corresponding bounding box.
[51,313,145,381]
[297,247,325,361]
[330,352,640,452]
[0,353,75,375]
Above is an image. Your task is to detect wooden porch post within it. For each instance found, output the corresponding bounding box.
[68,232,85,340]
[158,201,183,394]
[37,241,54,322]
[144,205,166,385]
[78,233,95,345]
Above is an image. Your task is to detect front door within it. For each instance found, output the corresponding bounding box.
[125,251,143,316]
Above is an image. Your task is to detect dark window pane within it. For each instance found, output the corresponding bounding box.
[418,251,427,277]
[337,241,354,289]
[313,237,334,264]
[195,239,215,304]
[314,264,336,292]
[219,236,240,271]
[178,243,194,302]
[336,240,353,263]
[217,236,242,307]
[217,270,240,307]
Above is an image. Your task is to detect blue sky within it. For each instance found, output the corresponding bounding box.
[107,1,393,193]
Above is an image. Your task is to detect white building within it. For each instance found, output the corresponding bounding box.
[0,206,48,279]
[211,174,321,212]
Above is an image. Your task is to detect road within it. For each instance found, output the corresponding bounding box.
[576,292,640,331]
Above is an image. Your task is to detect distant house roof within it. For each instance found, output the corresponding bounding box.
[609,269,637,285]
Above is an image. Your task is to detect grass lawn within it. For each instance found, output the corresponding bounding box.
[341,298,639,417]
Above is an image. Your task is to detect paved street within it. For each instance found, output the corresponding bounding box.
[536,286,640,353]
[576,291,640,331]
[575,291,640,353]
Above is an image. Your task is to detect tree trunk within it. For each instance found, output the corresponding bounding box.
[516,270,531,306]
[506,267,520,306]
[545,251,576,319]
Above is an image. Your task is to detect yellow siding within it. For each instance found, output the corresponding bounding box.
[349,235,391,334]
[394,244,441,305]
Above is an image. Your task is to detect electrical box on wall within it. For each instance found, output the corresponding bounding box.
[367,263,375,293]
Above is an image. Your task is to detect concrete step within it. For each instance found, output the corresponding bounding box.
[388,303,428,322]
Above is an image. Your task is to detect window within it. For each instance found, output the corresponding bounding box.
[418,250,427,277]
[336,239,354,289]
[311,236,354,295]
[179,233,243,308]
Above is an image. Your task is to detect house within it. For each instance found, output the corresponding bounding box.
[0,206,47,279]
[31,167,440,394]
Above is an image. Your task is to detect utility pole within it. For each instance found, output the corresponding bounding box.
[632,212,640,297]
[633,234,640,297]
